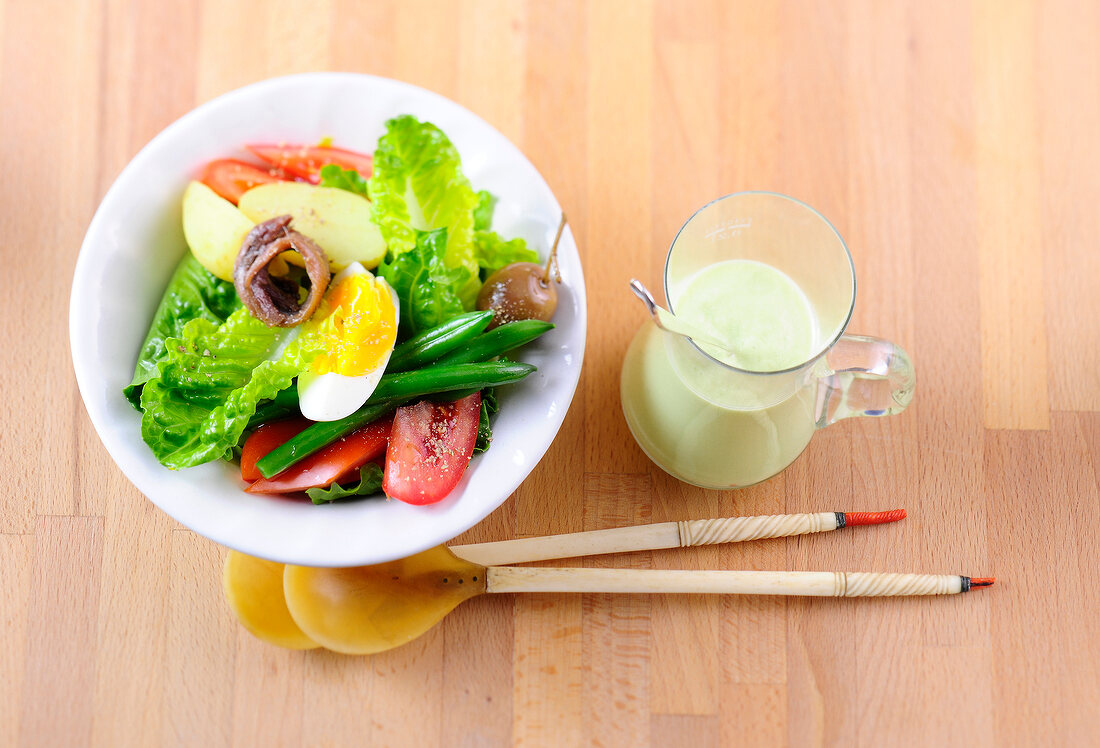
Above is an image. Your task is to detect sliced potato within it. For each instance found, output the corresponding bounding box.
[223,550,320,650]
[238,182,386,271]
[181,181,254,282]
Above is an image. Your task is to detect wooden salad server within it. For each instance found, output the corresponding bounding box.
[276,545,993,655]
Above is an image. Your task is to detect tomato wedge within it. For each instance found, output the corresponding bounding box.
[201,159,290,204]
[246,416,393,494]
[246,144,374,184]
[240,419,311,482]
[383,393,481,505]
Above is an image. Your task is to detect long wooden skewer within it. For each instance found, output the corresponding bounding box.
[450,509,907,566]
[485,568,994,597]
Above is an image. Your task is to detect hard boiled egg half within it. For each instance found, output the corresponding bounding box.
[296,262,399,422]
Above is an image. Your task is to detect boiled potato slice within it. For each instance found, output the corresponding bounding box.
[238,182,386,271]
[181,181,254,282]
[223,551,319,650]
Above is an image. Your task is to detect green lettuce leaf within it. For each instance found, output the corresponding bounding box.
[379,228,474,335]
[138,307,314,469]
[368,115,481,305]
[470,188,539,279]
[474,387,499,453]
[473,190,496,232]
[124,254,239,407]
[306,464,385,504]
[318,164,370,198]
[474,230,539,280]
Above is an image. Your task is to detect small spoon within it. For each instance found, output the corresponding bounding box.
[628,279,736,353]
[272,546,991,655]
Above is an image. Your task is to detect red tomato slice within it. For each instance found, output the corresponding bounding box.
[383,393,481,505]
[240,419,311,482]
[201,159,289,204]
[246,144,374,184]
[246,416,393,494]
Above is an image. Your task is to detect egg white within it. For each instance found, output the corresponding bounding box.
[297,262,399,422]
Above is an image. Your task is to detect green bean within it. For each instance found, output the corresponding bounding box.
[388,311,495,372]
[256,402,394,478]
[435,320,554,366]
[256,361,536,478]
[247,387,301,429]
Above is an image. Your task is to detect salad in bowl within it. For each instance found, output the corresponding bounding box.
[70,73,585,566]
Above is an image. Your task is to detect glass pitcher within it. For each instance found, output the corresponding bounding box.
[620,192,915,489]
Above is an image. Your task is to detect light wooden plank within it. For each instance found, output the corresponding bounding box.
[718,684,786,747]
[910,0,990,649]
[718,0,781,189]
[393,0,462,97]
[364,630,446,746]
[784,432,857,746]
[843,0,913,343]
[648,473,720,715]
[329,0,396,75]
[583,0,654,474]
[719,479,787,686]
[857,646,994,747]
[301,650,375,746]
[985,419,1100,744]
[19,517,104,747]
[513,589,583,746]
[90,503,174,748]
[230,637,306,745]
[652,713,720,748]
[513,0,588,542]
[1038,0,1100,411]
[196,0,335,102]
[0,534,32,746]
[774,0,849,226]
[0,0,102,523]
[458,0,526,143]
[581,474,652,746]
[974,0,1049,430]
[439,592,514,746]
[844,0,925,680]
[163,533,236,748]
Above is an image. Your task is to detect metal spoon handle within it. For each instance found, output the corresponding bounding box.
[628,279,735,353]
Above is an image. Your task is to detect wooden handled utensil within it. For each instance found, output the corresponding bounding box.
[450,508,908,565]
[224,508,993,655]
[274,545,993,655]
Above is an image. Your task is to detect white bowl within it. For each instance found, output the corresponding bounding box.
[70,73,586,567]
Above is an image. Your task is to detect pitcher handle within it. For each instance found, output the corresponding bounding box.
[814,335,915,427]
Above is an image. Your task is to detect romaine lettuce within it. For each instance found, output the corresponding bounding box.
[319,164,370,198]
[470,188,539,278]
[378,228,473,335]
[474,230,539,280]
[306,464,384,504]
[474,387,498,453]
[124,254,239,406]
[138,307,314,469]
[369,115,481,305]
[473,190,496,232]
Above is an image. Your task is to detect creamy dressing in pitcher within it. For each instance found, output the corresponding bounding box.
[676,259,817,372]
[621,260,821,488]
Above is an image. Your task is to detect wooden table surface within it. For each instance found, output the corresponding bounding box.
[3,1,1099,745]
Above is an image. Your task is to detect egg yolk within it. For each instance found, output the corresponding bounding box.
[306,274,398,377]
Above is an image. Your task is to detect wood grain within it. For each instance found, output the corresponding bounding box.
[3,0,1099,745]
